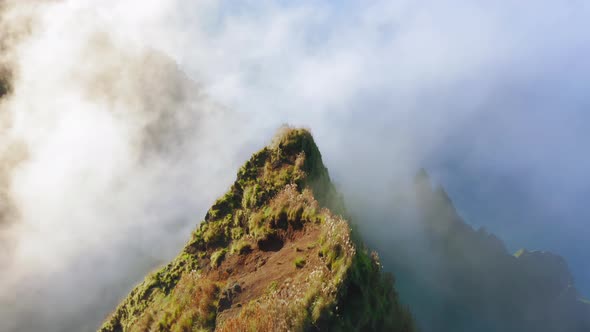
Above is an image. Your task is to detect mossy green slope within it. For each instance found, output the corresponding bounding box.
[100,127,415,332]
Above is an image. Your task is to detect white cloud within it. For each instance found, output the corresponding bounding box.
[1,0,589,330]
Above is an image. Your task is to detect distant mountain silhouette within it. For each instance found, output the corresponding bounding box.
[378,169,590,332]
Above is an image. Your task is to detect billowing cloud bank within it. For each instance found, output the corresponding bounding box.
[0,1,589,331]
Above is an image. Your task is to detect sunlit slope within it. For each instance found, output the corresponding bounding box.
[101,128,415,332]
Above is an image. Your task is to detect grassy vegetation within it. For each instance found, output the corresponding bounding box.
[268,281,279,293]
[100,252,200,331]
[229,238,252,255]
[216,301,282,332]
[210,249,227,268]
[294,257,306,268]
[100,127,415,332]
[130,273,219,332]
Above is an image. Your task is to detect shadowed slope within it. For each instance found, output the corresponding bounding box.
[377,170,590,332]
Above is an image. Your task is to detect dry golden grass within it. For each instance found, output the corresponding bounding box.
[131,273,219,332]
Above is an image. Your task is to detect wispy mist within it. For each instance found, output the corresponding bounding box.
[0,1,249,331]
[1,0,589,331]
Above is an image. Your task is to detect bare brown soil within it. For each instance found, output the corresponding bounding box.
[202,223,324,327]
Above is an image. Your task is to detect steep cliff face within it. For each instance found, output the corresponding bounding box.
[379,170,590,332]
[101,127,415,332]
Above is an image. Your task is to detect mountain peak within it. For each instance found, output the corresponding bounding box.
[100,127,414,331]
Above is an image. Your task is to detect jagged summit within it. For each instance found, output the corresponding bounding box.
[101,127,414,332]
